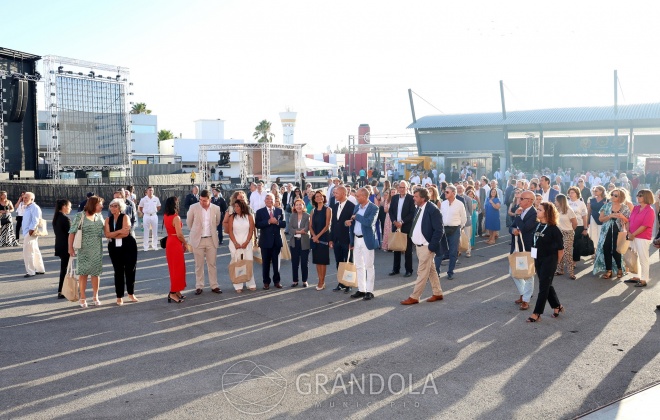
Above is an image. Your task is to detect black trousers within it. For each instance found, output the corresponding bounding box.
[15,216,22,240]
[261,246,281,285]
[393,235,413,273]
[533,256,560,315]
[108,239,138,298]
[477,212,484,236]
[58,254,70,294]
[603,224,622,271]
[290,240,309,282]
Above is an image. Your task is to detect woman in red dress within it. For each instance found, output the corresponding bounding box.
[163,196,188,303]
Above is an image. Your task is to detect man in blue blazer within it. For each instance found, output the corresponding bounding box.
[539,175,559,203]
[348,188,379,301]
[255,193,287,289]
[401,188,445,304]
[509,190,538,310]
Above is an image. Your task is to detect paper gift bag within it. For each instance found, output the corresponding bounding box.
[253,246,263,264]
[337,251,358,288]
[228,251,254,284]
[389,229,408,252]
[33,218,48,237]
[623,248,638,274]
[62,258,79,302]
[616,231,630,254]
[508,239,535,279]
[459,229,469,252]
[280,230,291,260]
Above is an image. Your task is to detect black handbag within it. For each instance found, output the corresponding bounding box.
[160,236,167,249]
[0,215,10,226]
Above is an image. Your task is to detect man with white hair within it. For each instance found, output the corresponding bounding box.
[255,193,286,289]
[21,192,45,277]
[348,188,380,301]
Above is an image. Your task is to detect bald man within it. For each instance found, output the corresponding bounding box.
[509,190,538,310]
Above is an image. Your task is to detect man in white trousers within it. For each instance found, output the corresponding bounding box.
[347,188,380,301]
[138,186,161,251]
[21,192,45,277]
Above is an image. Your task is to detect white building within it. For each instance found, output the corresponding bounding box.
[131,113,158,156]
[279,111,297,145]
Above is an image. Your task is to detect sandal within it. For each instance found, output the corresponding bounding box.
[616,269,623,278]
[554,271,564,276]
[635,281,647,288]
[526,314,541,323]
[551,305,565,318]
[520,302,530,310]
[601,270,613,279]
[569,275,576,280]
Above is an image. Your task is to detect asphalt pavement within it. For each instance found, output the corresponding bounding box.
[0,208,658,419]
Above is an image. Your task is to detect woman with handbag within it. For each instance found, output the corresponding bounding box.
[626,189,656,288]
[554,194,578,279]
[527,202,565,323]
[228,199,257,292]
[593,188,633,279]
[309,190,331,290]
[0,191,19,247]
[587,186,607,253]
[163,196,188,303]
[53,199,72,299]
[104,198,139,305]
[288,198,310,287]
[68,196,105,308]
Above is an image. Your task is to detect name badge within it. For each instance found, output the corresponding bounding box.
[115,238,122,247]
[530,247,537,259]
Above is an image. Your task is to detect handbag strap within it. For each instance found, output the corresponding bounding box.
[346,249,352,263]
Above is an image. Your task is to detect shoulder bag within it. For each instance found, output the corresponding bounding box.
[72,214,84,249]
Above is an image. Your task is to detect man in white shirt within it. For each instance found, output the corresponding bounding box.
[21,192,45,277]
[187,190,222,294]
[138,187,161,251]
[410,172,420,185]
[438,171,446,183]
[421,172,433,187]
[439,185,467,280]
[400,188,445,305]
[249,182,267,213]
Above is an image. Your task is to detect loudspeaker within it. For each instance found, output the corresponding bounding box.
[10,79,28,123]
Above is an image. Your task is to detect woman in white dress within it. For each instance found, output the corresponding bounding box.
[227,198,256,292]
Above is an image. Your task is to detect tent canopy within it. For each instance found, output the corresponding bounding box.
[302,157,336,171]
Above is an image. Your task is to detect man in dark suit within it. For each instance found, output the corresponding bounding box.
[330,186,356,293]
[211,188,228,244]
[509,190,538,310]
[400,188,445,305]
[255,193,287,289]
[388,181,416,277]
[539,175,559,203]
[183,185,199,218]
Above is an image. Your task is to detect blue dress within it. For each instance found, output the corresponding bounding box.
[485,197,501,231]
[311,206,330,265]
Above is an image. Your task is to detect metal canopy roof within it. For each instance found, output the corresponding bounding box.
[408,103,660,132]
[0,47,41,61]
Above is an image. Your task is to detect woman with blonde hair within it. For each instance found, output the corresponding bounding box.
[554,194,578,279]
[587,185,608,249]
[626,189,655,287]
[68,196,105,308]
[593,188,633,279]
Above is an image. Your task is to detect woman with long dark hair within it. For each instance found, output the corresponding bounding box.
[53,199,71,298]
[228,198,257,292]
[164,196,188,303]
[309,190,331,290]
[527,202,565,323]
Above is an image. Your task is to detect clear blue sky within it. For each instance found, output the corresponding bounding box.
[5,0,660,151]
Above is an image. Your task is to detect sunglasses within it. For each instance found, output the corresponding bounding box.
[109,204,119,208]
[637,193,644,197]
[611,194,619,198]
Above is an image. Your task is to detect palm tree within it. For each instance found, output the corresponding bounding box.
[158,129,174,141]
[130,102,152,115]
[253,119,275,143]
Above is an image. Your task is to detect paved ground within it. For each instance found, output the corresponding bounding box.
[0,209,658,419]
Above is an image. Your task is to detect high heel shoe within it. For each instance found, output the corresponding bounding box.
[176,292,186,300]
[551,305,565,318]
[601,270,613,279]
[526,314,541,323]
[616,269,623,279]
[315,284,325,291]
[168,293,181,303]
[79,299,87,309]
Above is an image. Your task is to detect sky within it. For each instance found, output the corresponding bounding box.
[5,0,660,152]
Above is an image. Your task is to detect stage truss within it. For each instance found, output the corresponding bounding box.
[0,72,41,174]
[198,143,303,189]
[43,55,131,179]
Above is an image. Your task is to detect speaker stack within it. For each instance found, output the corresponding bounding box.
[10,79,28,123]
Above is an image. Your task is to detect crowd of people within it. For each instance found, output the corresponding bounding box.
[2,164,658,316]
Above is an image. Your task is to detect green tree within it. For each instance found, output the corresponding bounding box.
[253,119,275,143]
[131,102,152,114]
[158,129,174,141]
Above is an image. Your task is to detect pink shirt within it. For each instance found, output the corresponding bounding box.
[629,205,655,240]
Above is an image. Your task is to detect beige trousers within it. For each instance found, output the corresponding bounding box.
[193,237,218,289]
[410,245,443,300]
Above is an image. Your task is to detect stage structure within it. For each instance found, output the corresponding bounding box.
[43,55,131,179]
[0,48,41,176]
[198,143,303,189]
